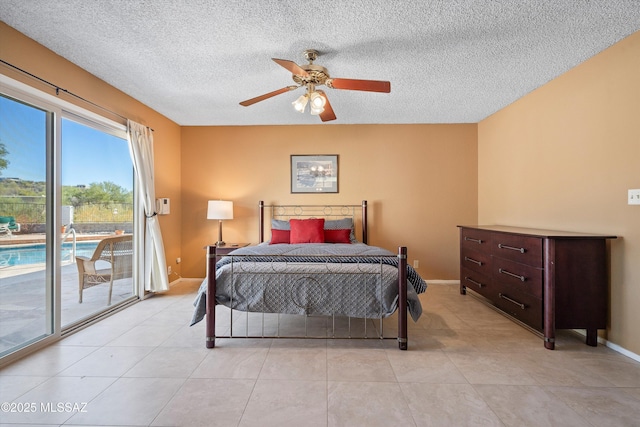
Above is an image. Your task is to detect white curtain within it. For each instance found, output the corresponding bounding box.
[127,120,169,293]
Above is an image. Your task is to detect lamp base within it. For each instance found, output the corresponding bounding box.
[216,220,225,247]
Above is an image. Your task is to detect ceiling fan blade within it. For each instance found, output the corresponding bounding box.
[315,90,336,122]
[328,78,391,93]
[239,86,298,106]
[272,58,310,77]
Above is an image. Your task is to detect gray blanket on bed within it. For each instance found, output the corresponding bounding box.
[190,243,426,326]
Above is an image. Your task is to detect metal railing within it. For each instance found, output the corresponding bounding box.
[62,227,77,262]
[0,202,133,224]
[73,203,134,223]
[0,202,46,224]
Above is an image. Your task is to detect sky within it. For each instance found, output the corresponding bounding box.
[0,95,133,191]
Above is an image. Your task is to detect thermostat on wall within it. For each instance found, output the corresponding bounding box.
[156,198,170,215]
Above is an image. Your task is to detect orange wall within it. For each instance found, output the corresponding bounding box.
[180,124,478,278]
[478,31,640,354]
[0,22,183,278]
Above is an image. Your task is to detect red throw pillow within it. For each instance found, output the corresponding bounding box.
[324,228,352,243]
[270,229,290,244]
[290,218,325,243]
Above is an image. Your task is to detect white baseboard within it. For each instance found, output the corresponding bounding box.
[169,277,203,287]
[571,329,640,362]
[425,280,460,286]
[605,341,640,362]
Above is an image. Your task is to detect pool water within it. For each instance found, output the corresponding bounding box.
[0,242,99,267]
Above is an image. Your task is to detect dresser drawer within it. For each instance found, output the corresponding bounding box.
[493,282,542,329]
[492,257,543,298]
[492,233,543,267]
[460,247,492,275]
[460,267,493,299]
[461,228,493,252]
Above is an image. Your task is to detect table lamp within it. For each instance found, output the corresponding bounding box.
[207,200,233,246]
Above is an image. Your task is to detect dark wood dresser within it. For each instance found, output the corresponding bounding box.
[458,225,616,349]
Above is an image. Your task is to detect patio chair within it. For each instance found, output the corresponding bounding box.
[0,216,21,236]
[76,234,133,305]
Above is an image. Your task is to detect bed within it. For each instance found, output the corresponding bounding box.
[191,201,426,350]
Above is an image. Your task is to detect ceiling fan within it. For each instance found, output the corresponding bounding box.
[239,49,391,122]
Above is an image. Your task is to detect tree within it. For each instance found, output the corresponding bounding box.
[62,181,132,207]
[0,141,9,175]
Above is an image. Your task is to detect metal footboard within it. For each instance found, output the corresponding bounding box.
[205,246,410,350]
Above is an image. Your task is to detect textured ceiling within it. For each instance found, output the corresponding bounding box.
[1,1,639,126]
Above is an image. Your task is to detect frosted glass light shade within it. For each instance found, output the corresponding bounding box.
[309,91,326,115]
[292,94,308,112]
[309,91,326,108]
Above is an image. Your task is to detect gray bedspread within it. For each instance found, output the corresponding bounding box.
[191,243,426,326]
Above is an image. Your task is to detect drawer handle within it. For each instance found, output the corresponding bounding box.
[464,276,484,288]
[499,268,526,282]
[464,256,483,266]
[498,243,526,253]
[464,237,483,244]
[499,293,525,309]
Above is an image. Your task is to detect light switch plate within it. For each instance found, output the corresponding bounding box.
[629,189,640,205]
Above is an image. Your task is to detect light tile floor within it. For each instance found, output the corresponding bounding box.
[1,281,640,426]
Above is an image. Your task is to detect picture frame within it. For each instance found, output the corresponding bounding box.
[290,154,339,193]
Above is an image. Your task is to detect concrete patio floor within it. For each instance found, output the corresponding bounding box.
[0,233,135,356]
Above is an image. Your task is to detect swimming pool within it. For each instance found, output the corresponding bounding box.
[0,242,99,267]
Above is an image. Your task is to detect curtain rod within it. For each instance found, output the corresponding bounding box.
[0,59,153,131]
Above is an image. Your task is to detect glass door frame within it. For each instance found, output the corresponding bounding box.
[59,113,138,333]
[0,74,137,367]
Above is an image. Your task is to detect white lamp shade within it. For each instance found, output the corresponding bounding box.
[207,200,234,220]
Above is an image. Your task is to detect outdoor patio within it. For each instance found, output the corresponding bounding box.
[0,233,134,356]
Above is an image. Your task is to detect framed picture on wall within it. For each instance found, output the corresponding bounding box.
[291,154,339,193]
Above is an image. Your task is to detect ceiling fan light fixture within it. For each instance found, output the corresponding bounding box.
[292,94,308,112]
[309,91,326,108]
[239,49,390,122]
[310,104,325,115]
[309,91,326,115]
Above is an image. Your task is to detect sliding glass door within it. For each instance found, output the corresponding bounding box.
[60,117,135,328]
[0,95,53,357]
[0,78,136,362]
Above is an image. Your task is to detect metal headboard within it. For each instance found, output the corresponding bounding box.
[258,200,368,244]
